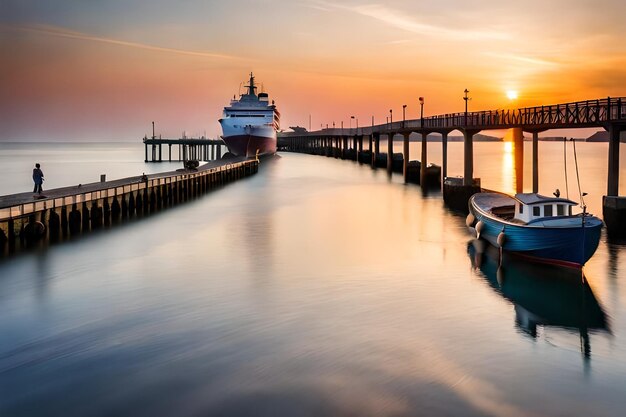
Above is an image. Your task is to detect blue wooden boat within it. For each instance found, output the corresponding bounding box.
[468,192,603,267]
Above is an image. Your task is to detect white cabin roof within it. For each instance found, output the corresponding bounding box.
[514,193,577,206]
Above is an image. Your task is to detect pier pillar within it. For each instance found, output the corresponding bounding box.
[532,131,539,193]
[373,133,380,167]
[342,136,348,159]
[7,219,15,251]
[49,210,60,241]
[420,132,428,187]
[403,133,410,183]
[387,132,394,174]
[607,124,621,196]
[603,124,626,237]
[159,144,162,162]
[217,145,222,159]
[169,144,172,162]
[144,143,148,162]
[103,198,111,226]
[61,206,68,236]
[91,201,103,229]
[128,192,136,216]
[111,197,121,221]
[463,130,475,186]
[358,135,363,163]
[442,131,448,187]
[513,127,524,193]
[69,204,81,235]
[81,202,90,232]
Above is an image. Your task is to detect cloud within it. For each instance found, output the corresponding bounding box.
[1,24,242,60]
[483,52,560,68]
[310,1,509,41]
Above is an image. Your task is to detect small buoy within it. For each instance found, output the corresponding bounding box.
[465,213,475,227]
[497,231,506,247]
[475,221,484,238]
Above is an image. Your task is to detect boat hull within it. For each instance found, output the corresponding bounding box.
[469,194,602,267]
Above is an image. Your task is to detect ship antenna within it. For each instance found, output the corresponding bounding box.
[247,72,256,96]
[571,137,586,210]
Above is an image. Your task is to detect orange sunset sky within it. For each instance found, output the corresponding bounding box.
[1,0,625,141]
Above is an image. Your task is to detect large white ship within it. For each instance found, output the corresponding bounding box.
[219,73,279,157]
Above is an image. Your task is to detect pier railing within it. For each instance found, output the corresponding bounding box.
[283,97,626,136]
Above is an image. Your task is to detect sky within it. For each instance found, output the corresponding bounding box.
[1,0,625,141]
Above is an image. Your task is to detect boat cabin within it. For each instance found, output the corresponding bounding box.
[513,193,576,223]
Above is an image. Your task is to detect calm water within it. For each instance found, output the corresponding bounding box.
[1,142,625,416]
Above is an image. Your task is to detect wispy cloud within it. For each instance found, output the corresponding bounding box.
[310,1,509,41]
[484,52,560,67]
[1,24,241,60]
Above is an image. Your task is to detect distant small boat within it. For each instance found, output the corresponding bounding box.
[467,192,603,267]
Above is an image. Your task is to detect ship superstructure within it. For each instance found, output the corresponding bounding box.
[219,73,279,157]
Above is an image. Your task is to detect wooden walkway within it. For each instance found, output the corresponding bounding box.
[0,157,259,252]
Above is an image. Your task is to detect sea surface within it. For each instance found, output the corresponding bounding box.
[1,141,625,416]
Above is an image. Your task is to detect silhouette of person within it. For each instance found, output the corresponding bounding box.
[33,163,44,194]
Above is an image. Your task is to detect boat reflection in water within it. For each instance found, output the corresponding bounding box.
[468,240,609,358]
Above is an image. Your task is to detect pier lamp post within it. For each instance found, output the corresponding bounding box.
[402,105,407,128]
[350,115,354,133]
[463,89,470,125]
[419,97,424,128]
[152,121,155,140]
[389,109,393,128]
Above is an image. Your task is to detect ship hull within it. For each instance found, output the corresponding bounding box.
[220,120,277,157]
[222,134,277,158]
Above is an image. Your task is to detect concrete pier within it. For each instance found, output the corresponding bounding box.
[0,158,258,255]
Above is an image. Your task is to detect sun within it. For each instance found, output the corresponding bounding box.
[506,90,518,100]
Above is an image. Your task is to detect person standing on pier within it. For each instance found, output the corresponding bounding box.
[32,163,44,194]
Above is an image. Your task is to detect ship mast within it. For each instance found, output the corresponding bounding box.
[245,72,257,97]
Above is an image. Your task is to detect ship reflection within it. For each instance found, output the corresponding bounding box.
[468,241,609,358]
